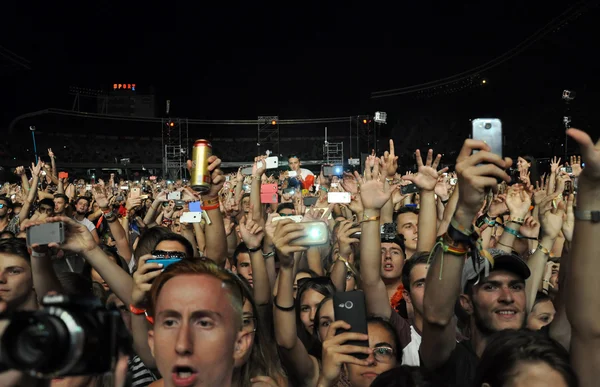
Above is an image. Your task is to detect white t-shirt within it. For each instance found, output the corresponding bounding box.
[293,168,314,181]
[401,325,422,366]
[73,216,96,233]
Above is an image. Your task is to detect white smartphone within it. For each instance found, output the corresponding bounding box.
[180,212,203,223]
[272,215,303,223]
[472,118,502,157]
[168,192,182,200]
[241,166,253,175]
[257,156,279,170]
[120,186,129,190]
[328,192,351,204]
[287,170,298,178]
[85,184,92,191]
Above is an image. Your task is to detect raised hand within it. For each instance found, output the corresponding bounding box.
[264,213,279,240]
[505,184,532,219]
[132,254,163,308]
[336,220,360,259]
[434,174,451,201]
[48,148,55,158]
[569,155,583,177]
[488,194,508,217]
[381,139,399,178]
[519,216,541,239]
[320,320,371,385]
[403,149,447,191]
[253,155,267,177]
[454,139,512,226]
[45,216,97,254]
[359,161,392,210]
[561,193,575,242]
[93,186,109,209]
[14,166,25,176]
[340,172,359,195]
[272,219,309,267]
[550,156,562,174]
[239,207,265,250]
[567,128,600,182]
[538,196,566,240]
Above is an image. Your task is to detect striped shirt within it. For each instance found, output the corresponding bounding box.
[128,355,157,387]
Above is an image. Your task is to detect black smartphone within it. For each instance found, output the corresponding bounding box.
[333,290,369,359]
[401,184,419,195]
[323,165,343,177]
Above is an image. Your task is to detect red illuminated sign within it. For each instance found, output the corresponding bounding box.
[113,83,136,91]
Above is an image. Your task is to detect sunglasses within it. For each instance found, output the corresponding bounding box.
[0,204,4,209]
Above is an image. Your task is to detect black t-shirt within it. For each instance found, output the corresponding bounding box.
[420,340,479,387]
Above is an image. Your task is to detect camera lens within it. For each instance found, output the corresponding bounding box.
[484,122,492,129]
[3,314,71,374]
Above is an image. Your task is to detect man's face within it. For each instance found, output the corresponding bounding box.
[0,253,33,311]
[549,262,560,293]
[380,242,405,280]
[148,274,242,387]
[155,240,188,256]
[38,204,54,216]
[241,197,250,213]
[75,199,89,215]
[0,200,11,218]
[403,264,428,317]
[396,212,418,252]
[467,270,527,335]
[54,198,67,214]
[288,157,300,172]
[235,253,253,287]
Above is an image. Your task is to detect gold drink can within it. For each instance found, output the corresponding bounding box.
[190,139,212,193]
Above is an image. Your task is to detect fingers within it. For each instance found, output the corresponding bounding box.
[389,139,395,156]
[325,320,351,340]
[457,139,491,162]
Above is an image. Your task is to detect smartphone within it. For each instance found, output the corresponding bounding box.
[147,250,185,269]
[261,193,278,204]
[167,191,181,200]
[401,184,419,195]
[174,200,185,208]
[303,197,318,207]
[180,212,203,223]
[564,180,573,195]
[289,221,329,246]
[241,166,253,176]
[328,192,351,204]
[261,183,278,194]
[287,170,298,178]
[140,195,149,200]
[120,186,129,190]
[560,166,573,174]
[472,118,502,157]
[26,222,65,246]
[450,178,457,185]
[189,202,202,212]
[85,184,92,191]
[283,187,296,196]
[257,156,279,170]
[272,215,303,223]
[58,172,69,179]
[333,291,369,359]
[323,165,344,177]
[131,187,141,199]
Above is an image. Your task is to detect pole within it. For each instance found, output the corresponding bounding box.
[29,126,38,162]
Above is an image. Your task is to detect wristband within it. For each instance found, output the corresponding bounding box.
[450,217,474,237]
[202,204,219,211]
[360,215,380,224]
[248,246,261,253]
[508,217,525,225]
[262,251,275,258]
[536,243,551,256]
[103,211,115,219]
[274,296,295,312]
[203,197,219,207]
[101,208,112,214]
[502,226,520,238]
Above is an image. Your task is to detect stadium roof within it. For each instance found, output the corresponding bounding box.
[0,45,30,75]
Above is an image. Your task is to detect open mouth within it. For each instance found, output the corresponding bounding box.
[383,263,394,271]
[172,366,198,386]
[495,310,517,319]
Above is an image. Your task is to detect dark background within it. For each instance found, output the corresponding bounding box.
[2,1,599,159]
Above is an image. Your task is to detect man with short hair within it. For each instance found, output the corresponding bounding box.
[53,193,70,216]
[147,259,252,387]
[72,196,100,244]
[37,198,55,217]
[231,243,253,287]
[0,238,38,313]
[395,207,419,259]
[400,252,429,366]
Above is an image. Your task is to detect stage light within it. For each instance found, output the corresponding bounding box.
[169,122,175,127]
[271,120,277,125]
[363,119,367,124]
[482,79,487,84]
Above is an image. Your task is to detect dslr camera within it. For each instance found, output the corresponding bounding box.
[0,294,131,378]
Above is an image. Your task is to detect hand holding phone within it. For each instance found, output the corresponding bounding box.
[333,291,369,359]
[26,222,65,246]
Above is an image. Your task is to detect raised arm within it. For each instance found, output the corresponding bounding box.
[565,128,600,387]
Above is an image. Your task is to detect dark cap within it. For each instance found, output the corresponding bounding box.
[462,248,530,292]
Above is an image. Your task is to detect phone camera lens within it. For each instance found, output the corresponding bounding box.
[484,123,492,129]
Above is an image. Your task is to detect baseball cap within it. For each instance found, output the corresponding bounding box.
[462,248,531,292]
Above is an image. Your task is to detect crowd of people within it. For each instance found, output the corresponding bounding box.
[0,126,598,387]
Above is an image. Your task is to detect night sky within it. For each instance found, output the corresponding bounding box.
[2,1,599,149]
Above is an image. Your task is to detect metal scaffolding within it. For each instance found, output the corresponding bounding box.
[323,141,344,165]
[257,116,279,156]
[161,118,189,180]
